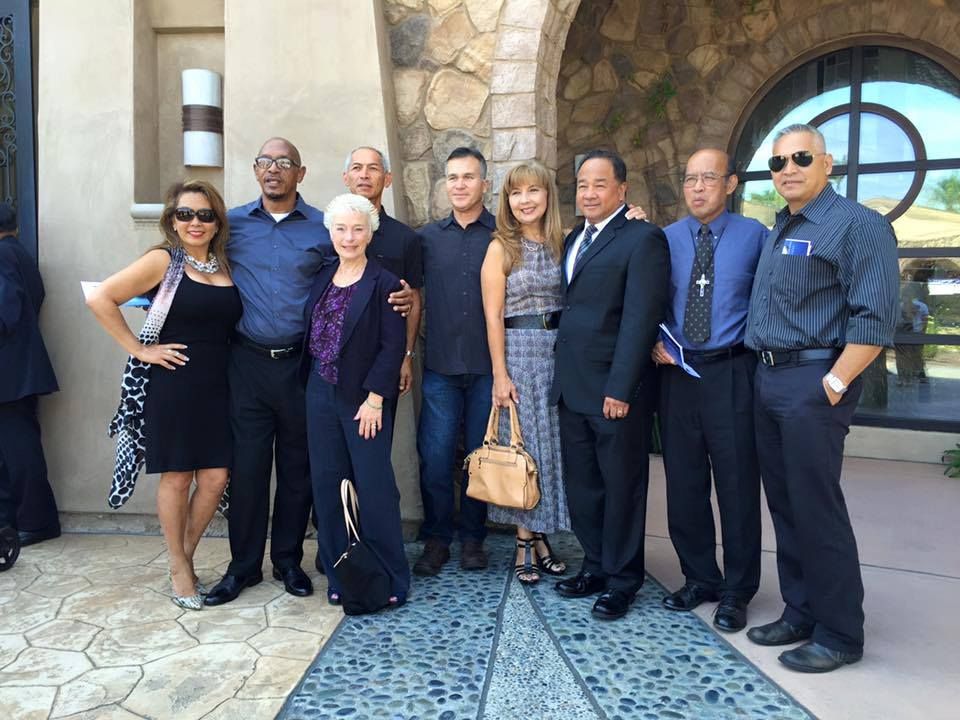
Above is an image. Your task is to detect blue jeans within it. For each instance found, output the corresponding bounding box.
[417,369,492,544]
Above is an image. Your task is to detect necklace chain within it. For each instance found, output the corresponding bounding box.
[185,253,220,274]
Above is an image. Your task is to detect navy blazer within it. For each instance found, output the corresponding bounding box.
[0,236,59,403]
[549,207,670,415]
[299,258,405,411]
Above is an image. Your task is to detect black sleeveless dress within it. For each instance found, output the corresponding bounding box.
[143,273,242,473]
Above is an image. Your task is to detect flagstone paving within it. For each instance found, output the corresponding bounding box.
[0,534,339,719]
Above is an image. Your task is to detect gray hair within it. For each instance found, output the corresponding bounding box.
[773,123,827,153]
[323,193,380,233]
[343,146,390,174]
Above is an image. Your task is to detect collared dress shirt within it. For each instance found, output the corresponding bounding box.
[564,204,625,281]
[420,208,495,375]
[663,211,766,351]
[746,185,899,351]
[227,193,332,345]
[369,210,423,289]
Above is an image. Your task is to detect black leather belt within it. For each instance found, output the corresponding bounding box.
[234,333,301,360]
[684,343,748,364]
[757,348,839,367]
[504,311,561,330]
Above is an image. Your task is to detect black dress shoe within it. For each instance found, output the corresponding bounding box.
[555,571,606,598]
[746,618,814,646]
[592,589,635,620]
[273,566,313,597]
[0,526,20,572]
[662,582,718,611]
[778,641,862,673]
[713,596,748,632]
[18,527,61,547]
[203,572,264,606]
[413,540,450,577]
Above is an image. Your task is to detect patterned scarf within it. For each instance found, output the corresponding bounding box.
[106,248,230,516]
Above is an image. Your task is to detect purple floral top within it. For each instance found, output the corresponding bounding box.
[309,282,357,384]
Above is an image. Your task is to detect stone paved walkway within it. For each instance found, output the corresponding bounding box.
[279,535,811,720]
[0,534,339,719]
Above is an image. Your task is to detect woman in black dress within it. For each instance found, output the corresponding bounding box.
[87,180,240,610]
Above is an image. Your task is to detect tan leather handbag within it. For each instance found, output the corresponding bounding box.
[464,399,541,510]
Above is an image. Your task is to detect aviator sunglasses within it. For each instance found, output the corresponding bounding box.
[767,150,823,173]
[174,207,217,223]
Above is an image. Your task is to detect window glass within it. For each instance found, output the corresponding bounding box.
[858,113,915,164]
[857,346,960,426]
[891,169,960,250]
[856,171,916,214]
[819,114,849,165]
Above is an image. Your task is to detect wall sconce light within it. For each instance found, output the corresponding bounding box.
[181,69,223,167]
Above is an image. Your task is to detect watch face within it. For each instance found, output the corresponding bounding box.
[827,375,845,393]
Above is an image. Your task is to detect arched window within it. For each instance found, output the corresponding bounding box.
[733,44,960,431]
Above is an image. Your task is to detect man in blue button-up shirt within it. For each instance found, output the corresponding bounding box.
[205,137,332,607]
[744,124,898,673]
[653,149,765,634]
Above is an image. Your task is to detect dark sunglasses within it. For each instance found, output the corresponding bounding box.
[174,207,217,223]
[767,150,822,172]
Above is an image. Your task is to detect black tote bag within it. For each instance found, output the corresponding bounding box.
[333,479,392,615]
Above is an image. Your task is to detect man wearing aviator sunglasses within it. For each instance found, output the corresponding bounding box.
[204,137,332,607]
[744,124,899,673]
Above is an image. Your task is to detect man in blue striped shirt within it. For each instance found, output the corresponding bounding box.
[745,124,899,673]
[654,149,765,634]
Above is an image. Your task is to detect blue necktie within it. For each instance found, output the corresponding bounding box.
[573,224,598,273]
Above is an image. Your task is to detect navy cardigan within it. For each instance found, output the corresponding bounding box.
[299,258,405,411]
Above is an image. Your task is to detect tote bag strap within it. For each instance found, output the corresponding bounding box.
[340,479,361,545]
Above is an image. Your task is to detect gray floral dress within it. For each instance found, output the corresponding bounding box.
[489,238,571,533]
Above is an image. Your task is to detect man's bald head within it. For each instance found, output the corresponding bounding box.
[259,137,301,166]
[682,148,738,224]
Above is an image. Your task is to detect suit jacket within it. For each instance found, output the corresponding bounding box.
[549,207,670,415]
[299,257,405,412]
[0,236,59,403]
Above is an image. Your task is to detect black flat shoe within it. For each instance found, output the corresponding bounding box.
[592,589,635,620]
[0,526,20,572]
[327,589,341,606]
[272,566,313,597]
[746,618,814,646]
[662,582,719,611]
[18,527,61,547]
[778,641,862,673]
[203,572,264,606]
[555,571,606,598]
[713,596,748,632]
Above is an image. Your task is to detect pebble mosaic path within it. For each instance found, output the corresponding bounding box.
[279,535,813,720]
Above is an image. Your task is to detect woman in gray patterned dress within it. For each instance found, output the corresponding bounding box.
[480,162,570,584]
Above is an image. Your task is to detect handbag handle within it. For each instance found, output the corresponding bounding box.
[481,398,526,449]
[340,479,361,545]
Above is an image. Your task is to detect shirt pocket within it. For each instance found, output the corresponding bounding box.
[772,254,832,310]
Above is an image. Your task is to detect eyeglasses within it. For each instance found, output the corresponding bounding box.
[254,155,300,171]
[174,207,217,223]
[682,172,729,188]
[767,150,823,173]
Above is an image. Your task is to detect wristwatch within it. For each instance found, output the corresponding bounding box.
[404,350,417,358]
[825,372,848,395]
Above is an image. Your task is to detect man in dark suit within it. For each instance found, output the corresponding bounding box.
[0,203,60,570]
[551,150,670,620]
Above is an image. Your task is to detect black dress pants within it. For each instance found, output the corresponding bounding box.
[659,352,761,600]
[0,396,59,531]
[558,400,651,594]
[226,344,313,577]
[754,358,865,654]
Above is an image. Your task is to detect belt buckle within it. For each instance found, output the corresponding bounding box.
[761,350,775,366]
[270,348,286,360]
[541,313,549,330]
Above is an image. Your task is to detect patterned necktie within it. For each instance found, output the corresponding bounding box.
[573,224,598,273]
[683,223,715,344]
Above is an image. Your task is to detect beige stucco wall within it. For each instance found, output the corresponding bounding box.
[37,0,421,521]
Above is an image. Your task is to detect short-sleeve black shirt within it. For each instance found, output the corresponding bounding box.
[368,211,423,289]
[420,209,495,376]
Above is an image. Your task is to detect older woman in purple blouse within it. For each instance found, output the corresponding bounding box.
[300,193,409,609]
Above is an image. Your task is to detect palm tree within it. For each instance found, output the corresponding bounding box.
[930,173,960,212]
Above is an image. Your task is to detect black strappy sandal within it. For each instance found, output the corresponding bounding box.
[532,533,567,576]
[514,536,541,585]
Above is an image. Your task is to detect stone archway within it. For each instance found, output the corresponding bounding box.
[385,0,960,226]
